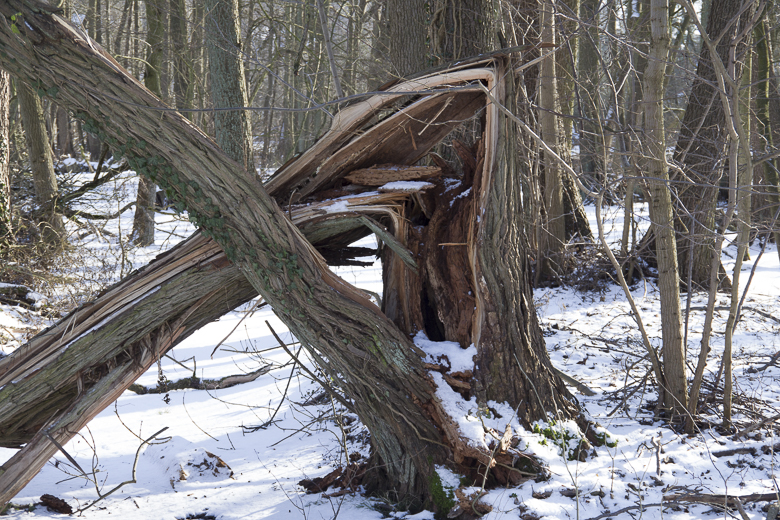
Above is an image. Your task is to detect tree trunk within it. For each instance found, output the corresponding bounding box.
[577,0,602,182]
[55,106,74,157]
[672,0,756,289]
[538,0,566,280]
[0,70,9,246]
[170,0,189,113]
[190,1,206,130]
[388,0,429,77]
[53,0,74,161]
[132,0,166,246]
[18,82,64,248]
[430,0,490,64]
[0,4,580,508]
[754,16,780,261]
[642,0,687,416]
[206,0,256,173]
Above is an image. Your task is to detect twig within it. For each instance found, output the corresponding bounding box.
[552,366,596,396]
[733,412,780,440]
[264,321,352,411]
[210,298,266,357]
[182,393,218,441]
[75,427,170,513]
[92,142,110,182]
[587,503,665,520]
[243,321,302,431]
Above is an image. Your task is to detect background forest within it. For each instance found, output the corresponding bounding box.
[2,0,780,518]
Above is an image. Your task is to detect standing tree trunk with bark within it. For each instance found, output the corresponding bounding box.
[170,0,190,114]
[18,82,65,249]
[132,0,166,246]
[0,4,583,511]
[577,0,602,182]
[642,0,687,417]
[0,70,9,246]
[754,15,780,262]
[671,0,756,289]
[206,0,256,173]
[538,0,566,280]
[388,0,429,77]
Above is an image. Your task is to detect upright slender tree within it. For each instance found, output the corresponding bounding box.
[132,0,165,246]
[539,0,566,279]
[642,0,687,416]
[577,0,602,181]
[18,82,64,249]
[170,0,190,113]
[0,70,9,246]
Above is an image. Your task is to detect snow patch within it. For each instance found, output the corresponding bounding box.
[413,331,475,372]
[139,437,234,490]
[378,181,434,192]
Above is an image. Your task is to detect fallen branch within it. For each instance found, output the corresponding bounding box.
[663,492,778,507]
[588,492,778,520]
[733,412,780,440]
[712,447,757,457]
[552,366,596,396]
[128,365,273,394]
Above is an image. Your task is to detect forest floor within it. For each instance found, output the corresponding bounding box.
[2,165,780,520]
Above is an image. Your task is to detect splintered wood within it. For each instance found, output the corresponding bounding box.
[344,164,442,186]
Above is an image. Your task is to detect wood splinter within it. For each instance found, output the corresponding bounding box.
[344,164,442,186]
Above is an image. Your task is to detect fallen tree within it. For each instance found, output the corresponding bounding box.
[0,3,581,511]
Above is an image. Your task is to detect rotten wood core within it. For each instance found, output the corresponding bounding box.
[0,4,579,507]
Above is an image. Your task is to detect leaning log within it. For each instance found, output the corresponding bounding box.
[0,192,415,503]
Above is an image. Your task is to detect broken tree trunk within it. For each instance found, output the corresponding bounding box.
[0,192,422,503]
[0,4,579,509]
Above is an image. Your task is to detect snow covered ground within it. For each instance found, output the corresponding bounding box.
[2,169,780,519]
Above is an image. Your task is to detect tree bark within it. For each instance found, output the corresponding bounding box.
[388,0,429,77]
[754,16,780,262]
[132,0,166,246]
[539,0,566,280]
[170,0,189,113]
[430,0,491,64]
[55,106,74,157]
[577,0,602,181]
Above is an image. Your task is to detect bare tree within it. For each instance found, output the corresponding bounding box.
[641,0,687,416]
[672,0,756,289]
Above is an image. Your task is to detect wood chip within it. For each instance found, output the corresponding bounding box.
[344,164,442,186]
